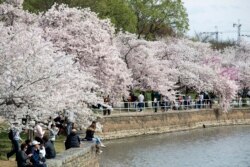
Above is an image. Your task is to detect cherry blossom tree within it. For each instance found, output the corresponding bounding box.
[39,4,132,100]
[219,41,250,99]
[222,42,250,89]
[0,3,100,127]
[162,37,239,111]
[5,0,23,8]
[115,33,240,110]
[0,0,246,117]
[115,32,177,99]
[161,38,218,91]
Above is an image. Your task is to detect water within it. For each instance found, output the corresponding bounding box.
[100,125,250,167]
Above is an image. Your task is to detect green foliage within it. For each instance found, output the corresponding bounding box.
[23,0,137,33]
[22,0,188,38]
[127,0,189,40]
[23,0,71,13]
[69,0,137,33]
[191,32,236,51]
[0,130,27,160]
[191,33,236,51]
[23,0,55,13]
[210,40,236,51]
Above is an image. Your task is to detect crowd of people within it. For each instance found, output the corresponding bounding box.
[7,121,56,167]
[122,92,213,112]
[91,95,113,116]
[6,110,105,167]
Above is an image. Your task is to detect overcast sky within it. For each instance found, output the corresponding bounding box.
[182,0,250,42]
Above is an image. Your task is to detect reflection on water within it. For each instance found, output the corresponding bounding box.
[100,125,250,167]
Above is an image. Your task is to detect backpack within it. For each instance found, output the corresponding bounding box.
[8,129,14,140]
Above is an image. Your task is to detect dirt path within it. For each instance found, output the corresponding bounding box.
[0,116,5,124]
[0,160,16,167]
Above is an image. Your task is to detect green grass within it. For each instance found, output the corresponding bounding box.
[0,123,66,160]
[0,132,12,160]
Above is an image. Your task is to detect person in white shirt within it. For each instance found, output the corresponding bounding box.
[199,93,204,108]
[34,122,45,140]
[48,123,59,145]
[153,97,158,112]
[161,96,166,111]
[138,92,144,112]
[64,109,75,135]
[39,143,46,159]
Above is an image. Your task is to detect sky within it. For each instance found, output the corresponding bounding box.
[182,0,250,42]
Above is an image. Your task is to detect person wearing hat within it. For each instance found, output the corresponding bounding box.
[7,121,23,160]
[31,140,47,167]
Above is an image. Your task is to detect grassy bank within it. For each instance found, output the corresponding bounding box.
[0,123,66,166]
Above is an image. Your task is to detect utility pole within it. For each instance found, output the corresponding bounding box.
[200,26,221,42]
[233,20,242,45]
[214,26,219,42]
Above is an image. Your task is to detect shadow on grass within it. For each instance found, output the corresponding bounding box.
[0,129,66,160]
[0,132,12,160]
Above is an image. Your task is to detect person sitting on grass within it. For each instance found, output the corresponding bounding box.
[16,143,33,167]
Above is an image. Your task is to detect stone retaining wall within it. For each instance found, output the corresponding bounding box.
[98,108,250,140]
[46,143,99,167]
[44,108,250,166]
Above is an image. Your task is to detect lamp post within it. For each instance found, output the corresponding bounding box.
[233,21,242,45]
[21,112,33,140]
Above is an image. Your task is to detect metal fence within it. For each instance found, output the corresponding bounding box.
[111,99,213,113]
[92,98,250,115]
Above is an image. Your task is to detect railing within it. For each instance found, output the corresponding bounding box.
[111,99,213,113]
[92,98,250,115]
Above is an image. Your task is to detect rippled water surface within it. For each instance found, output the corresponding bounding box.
[100,125,250,167]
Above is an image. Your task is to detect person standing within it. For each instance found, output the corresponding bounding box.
[34,122,45,142]
[187,95,192,109]
[104,95,112,115]
[153,97,158,112]
[64,109,75,136]
[53,113,65,135]
[162,96,169,111]
[7,122,22,160]
[199,92,204,108]
[48,123,59,145]
[138,92,144,112]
